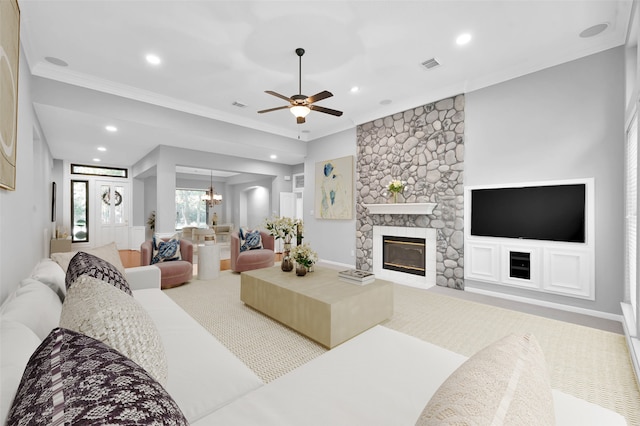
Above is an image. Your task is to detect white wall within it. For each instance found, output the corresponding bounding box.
[304,128,357,266]
[465,47,625,314]
[0,49,55,303]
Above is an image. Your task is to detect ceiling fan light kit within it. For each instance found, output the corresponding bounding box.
[258,48,343,124]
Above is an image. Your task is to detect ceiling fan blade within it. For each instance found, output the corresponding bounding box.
[265,90,292,102]
[306,90,333,104]
[297,116,306,124]
[310,104,343,117]
[258,105,290,114]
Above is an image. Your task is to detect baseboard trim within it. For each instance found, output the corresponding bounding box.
[316,259,354,270]
[465,286,623,323]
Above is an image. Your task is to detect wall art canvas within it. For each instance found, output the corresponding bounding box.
[0,0,20,190]
[315,155,353,220]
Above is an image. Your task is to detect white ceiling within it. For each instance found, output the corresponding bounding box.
[18,0,633,171]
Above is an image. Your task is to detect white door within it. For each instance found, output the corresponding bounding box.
[280,192,297,218]
[95,180,130,249]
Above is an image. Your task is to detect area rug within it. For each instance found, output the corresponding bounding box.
[164,270,640,425]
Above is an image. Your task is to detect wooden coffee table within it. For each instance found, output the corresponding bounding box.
[240,265,393,348]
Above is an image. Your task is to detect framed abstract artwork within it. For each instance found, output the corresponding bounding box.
[0,0,20,190]
[315,155,353,220]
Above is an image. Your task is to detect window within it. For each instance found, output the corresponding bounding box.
[625,112,638,328]
[71,180,89,242]
[175,189,208,229]
[71,164,128,178]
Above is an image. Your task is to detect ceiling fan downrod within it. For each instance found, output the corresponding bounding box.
[296,48,305,96]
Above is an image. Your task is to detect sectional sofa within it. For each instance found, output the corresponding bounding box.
[0,249,628,425]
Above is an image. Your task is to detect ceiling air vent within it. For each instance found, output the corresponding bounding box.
[421,58,441,70]
[232,101,248,108]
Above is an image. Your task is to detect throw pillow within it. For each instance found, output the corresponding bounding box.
[50,241,126,276]
[152,233,182,264]
[28,258,67,301]
[65,251,132,295]
[0,279,62,340]
[415,333,554,426]
[59,275,168,385]
[0,321,42,424]
[7,327,188,425]
[239,228,263,252]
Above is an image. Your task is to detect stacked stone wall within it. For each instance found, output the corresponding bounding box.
[355,95,465,289]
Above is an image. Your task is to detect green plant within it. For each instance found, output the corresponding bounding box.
[147,211,156,231]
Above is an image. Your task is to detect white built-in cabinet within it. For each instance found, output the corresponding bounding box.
[465,238,594,299]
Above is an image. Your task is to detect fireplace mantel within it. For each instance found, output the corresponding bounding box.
[363,203,437,215]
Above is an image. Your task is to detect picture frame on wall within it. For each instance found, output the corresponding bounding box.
[314,155,354,220]
[51,182,56,222]
[0,0,21,191]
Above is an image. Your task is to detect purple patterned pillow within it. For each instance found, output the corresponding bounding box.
[7,327,187,425]
[65,251,131,295]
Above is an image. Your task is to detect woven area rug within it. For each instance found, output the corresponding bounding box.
[164,270,640,425]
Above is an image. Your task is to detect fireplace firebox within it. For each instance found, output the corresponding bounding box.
[382,235,426,277]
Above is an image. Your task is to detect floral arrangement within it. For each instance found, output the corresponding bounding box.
[387,179,405,203]
[387,179,405,194]
[264,216,298,241]
[290,243,318,268]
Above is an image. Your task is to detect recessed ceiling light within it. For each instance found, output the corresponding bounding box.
[93,158,101,162]
[44,56,68,67]
[350,86,359,93]
[456,33,472,46]
[97,146,107,152]
[270,154,277,159]
[579,23,609,38]
[145,53,161,65]
[105,125,117,132]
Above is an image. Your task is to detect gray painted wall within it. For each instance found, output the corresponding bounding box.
[464,46,625,314]
[0,50,56,303]
[304,128,357,267]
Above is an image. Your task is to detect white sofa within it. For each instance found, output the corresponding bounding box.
[0,257,628,425]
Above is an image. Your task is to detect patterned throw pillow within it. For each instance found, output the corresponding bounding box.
[7,327,188,426]
[60,275,168,385]
[239,228,263,252]
[415,333,554,426]
[65,251,131,295]
[152,233,182,264]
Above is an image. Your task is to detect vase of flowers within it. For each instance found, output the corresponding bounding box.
[291,243,318,277]
[264,216,299,271]
[387,179,405,204]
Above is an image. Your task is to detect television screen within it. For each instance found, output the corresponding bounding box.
[470,184,586,243]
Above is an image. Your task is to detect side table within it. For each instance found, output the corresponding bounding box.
[50,238,72,254]
[197,243,220,280]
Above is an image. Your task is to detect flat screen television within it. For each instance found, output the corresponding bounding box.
[470,183,586,243]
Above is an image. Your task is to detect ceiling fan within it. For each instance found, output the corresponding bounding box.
[258,48,343,124]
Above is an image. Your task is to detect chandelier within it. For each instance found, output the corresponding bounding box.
[202,171,222,208]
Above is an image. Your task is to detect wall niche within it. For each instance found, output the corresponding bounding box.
[355,95,465,289]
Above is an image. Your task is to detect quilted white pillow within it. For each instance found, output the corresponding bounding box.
[60,275,168,385]
[416,333,555,426]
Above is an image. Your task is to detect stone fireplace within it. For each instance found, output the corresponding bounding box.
[373,225,436,289]
[356,94,465,289]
